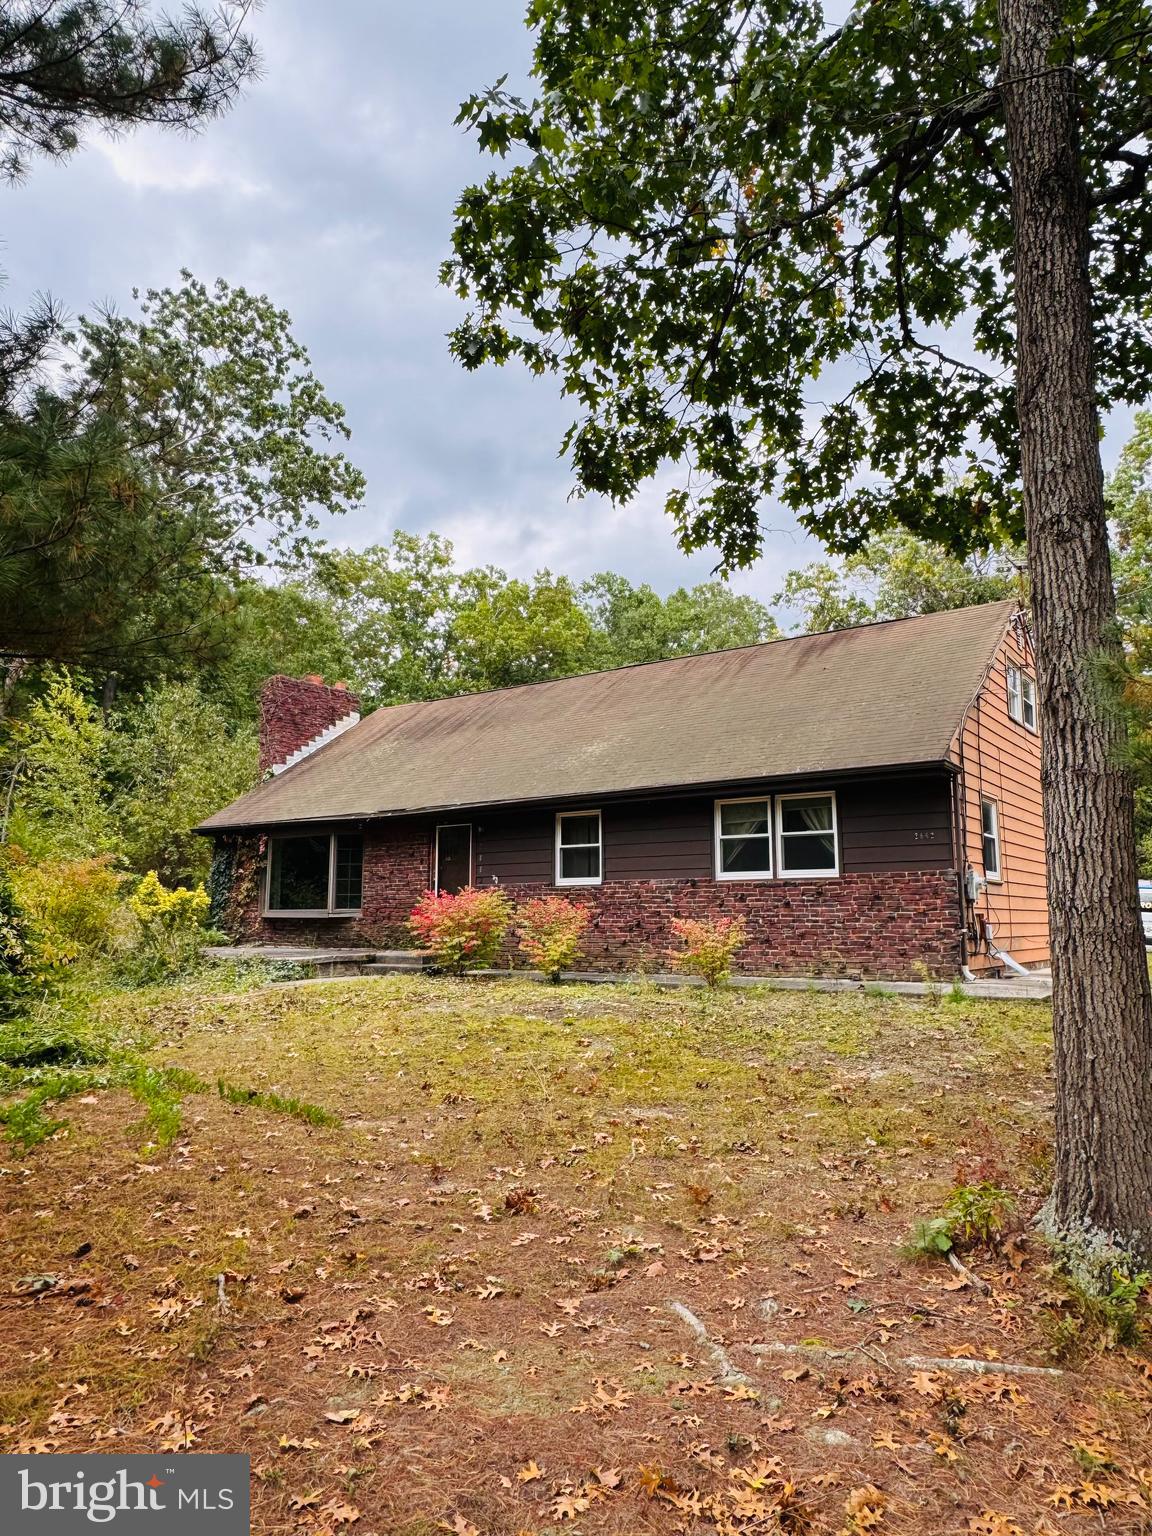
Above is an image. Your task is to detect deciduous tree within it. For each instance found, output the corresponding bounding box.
[445,0,1152,1263]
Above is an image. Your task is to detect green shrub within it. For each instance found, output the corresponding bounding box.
[667,915,748,987]
[9,854,129,966]
[122,871,213,981]
[515,895,591,981]
[0,859,51,1021]
[408,886,512,974]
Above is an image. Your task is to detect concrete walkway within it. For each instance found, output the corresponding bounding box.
[204,945,1052,1001]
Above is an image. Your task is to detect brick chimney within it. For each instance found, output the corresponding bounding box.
[259,675,362,777]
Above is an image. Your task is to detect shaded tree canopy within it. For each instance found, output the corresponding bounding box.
[443,0,1152,568]
[0,275,365,682]
[775,530,1023,633]
[0,0,258,183]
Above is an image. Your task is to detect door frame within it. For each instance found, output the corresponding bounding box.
[434,822,473,893]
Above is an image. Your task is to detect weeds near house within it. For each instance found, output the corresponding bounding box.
[667,914,747,987]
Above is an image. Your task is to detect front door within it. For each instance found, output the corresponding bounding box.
[435,823,472,894]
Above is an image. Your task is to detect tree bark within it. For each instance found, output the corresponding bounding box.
[1000,0,1152,1265]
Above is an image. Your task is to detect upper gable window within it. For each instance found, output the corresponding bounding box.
[1006,663,1038,731]
[266,832,363,916]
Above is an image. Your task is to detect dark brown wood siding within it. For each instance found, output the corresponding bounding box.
[472,774,955,886]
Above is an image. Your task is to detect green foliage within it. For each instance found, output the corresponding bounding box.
[903,1217,955,1259]
[0,275,364,677]
[7,855,128,967]
[4,670,112,859]
[106,681,256,883]
[580,573,778,667]
[0,858,50,1021]
[1046,1264,1152,1356]
[0,0,257,185]
[212,533,784,717]
[444,0,1152,568]
[6,670,255,886]
[904,1181,1017,1259]
[775,532,1023,634]
[408,886,513,974]
[515,895,591,980]
[451,571,594,691]
[943,1181,1017,1248]
[213,1078,340,1128]
[124,871,212,981]
[667,915,747,988]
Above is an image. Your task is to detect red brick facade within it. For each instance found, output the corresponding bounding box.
[222,822,964,978]
[258,675,361,776]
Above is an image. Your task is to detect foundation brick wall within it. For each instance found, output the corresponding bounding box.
[493,871,964,979]
[225,825,964,978]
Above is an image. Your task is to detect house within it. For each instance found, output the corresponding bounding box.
[198,600,1048,979]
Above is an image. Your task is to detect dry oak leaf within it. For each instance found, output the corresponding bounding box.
[321,1503,361,1525]
[910,1371,943,1396]
[550,1491,591,1521]
[278,1436,320,1453]
[324,1409,360,1424]
[288,1491,324,1513]
[968,1515,1025,1536]
[516,1461,543,1484]
[842,1483,889,1530]
[439,1518,479,1536]
[593,1467,622,1488]
[423,1306,454,1326]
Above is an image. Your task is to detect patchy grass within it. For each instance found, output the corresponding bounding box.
[2,974,1149,1536]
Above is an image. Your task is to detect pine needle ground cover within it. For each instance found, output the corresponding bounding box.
[2,976,1149,1535]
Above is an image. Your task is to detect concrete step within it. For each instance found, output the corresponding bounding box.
[359,953,435,974]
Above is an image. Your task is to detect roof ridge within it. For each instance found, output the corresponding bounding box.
[362,597,1022,714]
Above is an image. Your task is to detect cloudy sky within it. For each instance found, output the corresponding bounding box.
[2,3,1135,608]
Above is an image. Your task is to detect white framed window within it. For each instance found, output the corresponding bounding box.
[556,810,602,885]
[714,797,773,879]
[1020,671,1037,731]
[1006,663,1022,722]
[776,792,839,878]
[981,798,1002,881]
[1006,663,1038,731]
[265,832,363,916]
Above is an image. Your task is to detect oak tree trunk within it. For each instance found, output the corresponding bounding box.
[1000,0,1152,1263]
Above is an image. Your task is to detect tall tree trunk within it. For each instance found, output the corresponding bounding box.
[1000,0,1152,1265]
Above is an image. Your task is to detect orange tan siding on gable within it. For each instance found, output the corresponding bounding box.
[951,619,1049,972]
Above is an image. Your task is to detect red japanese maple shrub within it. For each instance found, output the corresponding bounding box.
[515,895,591,982]
[667,915,748,988]
[408,887,512,974]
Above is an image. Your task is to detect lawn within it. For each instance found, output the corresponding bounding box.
[2,974,1149,1536]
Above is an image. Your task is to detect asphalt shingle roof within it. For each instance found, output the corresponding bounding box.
[198,600,1016,831]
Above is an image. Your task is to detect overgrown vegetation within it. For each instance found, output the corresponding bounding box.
[4,973,1149,1534]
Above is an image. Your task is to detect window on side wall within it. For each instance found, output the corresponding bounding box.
[265,831,363,915]
[776,792,839,877]
[556,811,602,885]
[1020,671,1037,731]
[980,799,1001,881]
[1006,663,1038,731]
[715,798,773,878]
